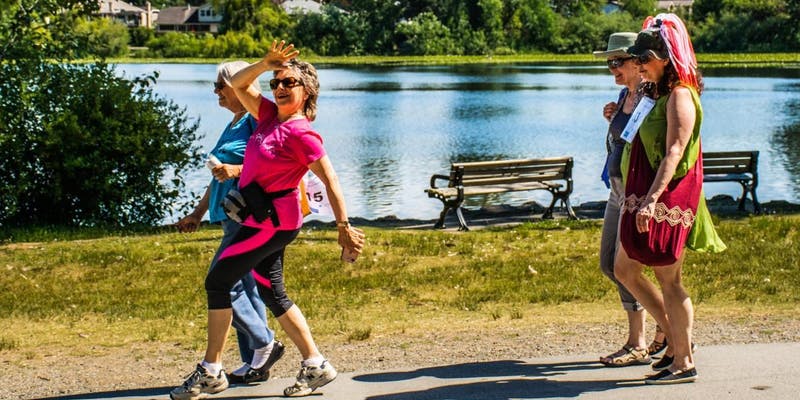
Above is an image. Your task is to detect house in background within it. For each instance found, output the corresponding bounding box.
[274,0,323,14]
[155,3,222,33]
[96,0,157,28]
[656,0,694,10]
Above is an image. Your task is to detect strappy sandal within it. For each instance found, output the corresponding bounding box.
[600,345,652,367]
[648,325,668,356]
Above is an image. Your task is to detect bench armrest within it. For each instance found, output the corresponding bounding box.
[429,174,451,188]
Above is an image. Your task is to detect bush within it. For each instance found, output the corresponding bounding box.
[73,17,130,58]
[145,31,203,58]
[0,63,203,227]
[129,26,155,47]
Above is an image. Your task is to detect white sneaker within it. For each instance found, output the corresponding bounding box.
[169,364,228,400]
[283,360,338,397]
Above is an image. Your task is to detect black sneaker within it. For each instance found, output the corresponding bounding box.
[245,340,286,383]
[645,367,698,384]
[227,373,246,384]
[652,354,673,371]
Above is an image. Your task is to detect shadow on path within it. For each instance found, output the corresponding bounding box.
[37,386,172,399]
[37,386,271,400]
[354,359,603,382]
[355,359,640,400]
[364,377,640,400]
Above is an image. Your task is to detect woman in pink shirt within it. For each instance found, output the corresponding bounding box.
[170,41,364,400]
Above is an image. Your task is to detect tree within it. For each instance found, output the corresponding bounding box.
[395,11,457,55]
[293,4,366,56]
[1,1,203,227]
[348,0,405,54]
[504,0,560,51]
[621,0,656,19]
[74,17,130,58]
[213,0,293,40]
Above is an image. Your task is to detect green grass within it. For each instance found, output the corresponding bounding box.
[106,53,800,68]
[1,215,798,353]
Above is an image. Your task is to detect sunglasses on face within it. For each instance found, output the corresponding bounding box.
[269,77,304,90]
[633,53,656,65]
[213,81,226,91]
[607,57,633,69]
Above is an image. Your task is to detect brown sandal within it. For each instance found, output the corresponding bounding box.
[600,345,652,367]
[648,325,668,356]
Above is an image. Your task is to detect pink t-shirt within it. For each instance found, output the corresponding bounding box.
[238,97,325,230]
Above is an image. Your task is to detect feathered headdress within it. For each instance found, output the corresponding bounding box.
[642,13,699,90]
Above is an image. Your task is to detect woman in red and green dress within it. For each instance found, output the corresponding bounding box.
[613,13,726,385]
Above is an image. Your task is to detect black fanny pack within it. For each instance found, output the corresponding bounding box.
[222,181,295,227]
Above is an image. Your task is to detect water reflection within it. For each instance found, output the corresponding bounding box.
[771,98,800,199]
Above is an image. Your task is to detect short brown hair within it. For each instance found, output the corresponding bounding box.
[276,59,320,121]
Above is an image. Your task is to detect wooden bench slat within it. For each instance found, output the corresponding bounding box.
[462,173,563,187]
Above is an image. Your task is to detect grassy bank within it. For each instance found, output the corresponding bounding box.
[108,53,800,68]
[1,215,798,356]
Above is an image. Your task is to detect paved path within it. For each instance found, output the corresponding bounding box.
[44,342,799,400]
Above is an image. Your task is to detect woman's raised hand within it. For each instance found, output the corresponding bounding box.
[261,40,300,70]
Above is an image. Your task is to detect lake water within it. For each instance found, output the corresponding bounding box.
[116,63,800,222]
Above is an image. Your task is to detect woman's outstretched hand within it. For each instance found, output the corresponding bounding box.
[261,40,300,70]
[338,225,365,258]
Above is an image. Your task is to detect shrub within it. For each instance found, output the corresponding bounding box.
[0,63,203,227]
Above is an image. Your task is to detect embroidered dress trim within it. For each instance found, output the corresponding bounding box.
[621,194,696,229]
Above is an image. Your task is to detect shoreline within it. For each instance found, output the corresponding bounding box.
[305,194,800,230]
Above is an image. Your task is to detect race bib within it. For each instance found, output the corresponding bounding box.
[621,97,656,143]
[301,172,333,216]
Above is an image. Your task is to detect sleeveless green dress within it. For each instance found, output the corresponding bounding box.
[621,86,726,253]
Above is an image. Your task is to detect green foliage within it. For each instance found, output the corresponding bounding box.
[505,0,560,51]
[293,4,366,56]
[74,17,130,58]
[691,0,799,52]
[214,0,292,39]
[552,11,637,53]
[144,31,203,57]
[622,0,657,19]
[129,26,155,47]
[0,63,203,227]
[396,12,458,55]
[142,31,271,58]
[0,1,203,227]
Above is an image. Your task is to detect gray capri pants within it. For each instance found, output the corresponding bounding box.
[600,176,643,311]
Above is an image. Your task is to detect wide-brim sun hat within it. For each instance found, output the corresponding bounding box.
[593,32,638,58]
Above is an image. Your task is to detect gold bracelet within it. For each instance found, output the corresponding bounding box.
[336,220,350,228]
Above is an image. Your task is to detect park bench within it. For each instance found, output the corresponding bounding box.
[424,157,577,231]
[702,150,760,213]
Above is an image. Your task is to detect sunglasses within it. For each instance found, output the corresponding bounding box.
[269,77,304,90]
[213,81,226,91]
[606,57,633,69]
[633,53,656,65]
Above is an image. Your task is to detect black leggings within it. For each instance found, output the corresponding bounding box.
[205,225,300,318]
